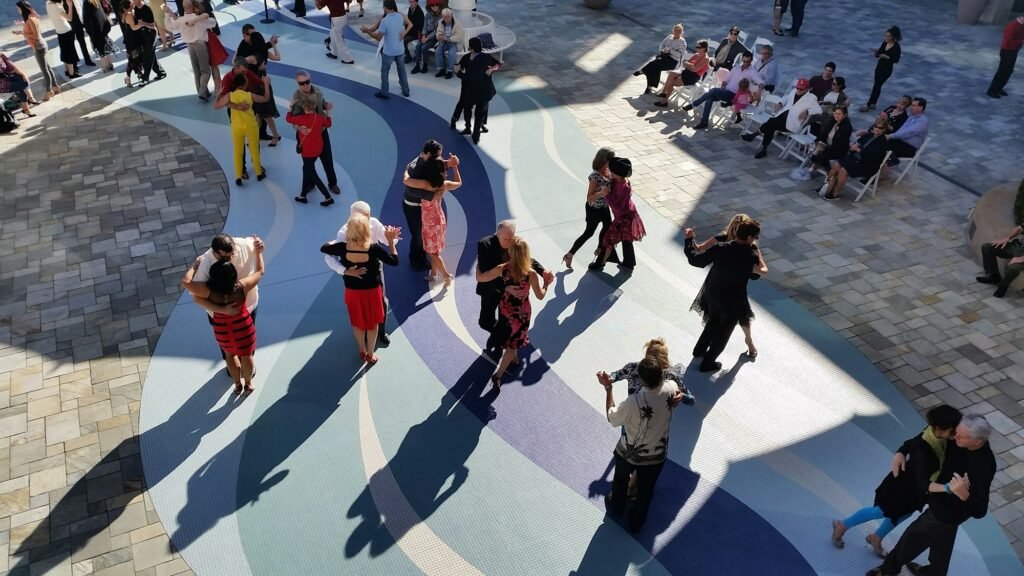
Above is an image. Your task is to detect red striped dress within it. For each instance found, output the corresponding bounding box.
[210,288,256,356]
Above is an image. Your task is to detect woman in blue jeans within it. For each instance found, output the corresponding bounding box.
[831,404,962,558]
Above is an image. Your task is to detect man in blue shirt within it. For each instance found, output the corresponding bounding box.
[363,0,411,99]
[886,97,928,159]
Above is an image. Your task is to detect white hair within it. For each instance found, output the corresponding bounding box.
[441,7,452,18]
[960,414,992,442]
[496,220,516,234]
[350,201,371,217]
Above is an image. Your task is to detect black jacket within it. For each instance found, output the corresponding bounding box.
[875,432,939,520]
[406,4,424,38]
[475,234,544,296]
[683,238,760,316]
[815,116,852,159]
[457,51,498,104]
[927,441,995,525]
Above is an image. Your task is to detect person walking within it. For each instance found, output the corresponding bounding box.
[832,405,962,558]
[322,201,399,346]
[867,414,996,576]
[477,236,551,389]
[46,0,80,78]
[17,1,60,100]
[362,0,411,99]
[163,0,214,100]
[321,215,400,364]
[563,147,618,270]
[451,36,499,144]
[119,1,144,86]
[418,154,462,286]
[987,16,1024,98]
[214,74,270,186]
[287,93,336,206]
[601,357,680,533]
[692,214,767,358]
[683,219,764,372]
[588,157,646,272]
[860,26,901,112]
[132,0,166,83]
[401,139,443,271]
[323,0,354,63]
[290,71,341,195]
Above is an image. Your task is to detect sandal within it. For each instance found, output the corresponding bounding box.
[865,533,885,558]
[745,336,758,359]
[562,253,573,270]
[831,520,845,549]
[244,382,255,394]
[269,137,280,147]
[234,382,244,395]
[365,353,378,365]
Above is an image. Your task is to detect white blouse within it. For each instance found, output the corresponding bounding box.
[658,35,687,63]
[46,0,72,35]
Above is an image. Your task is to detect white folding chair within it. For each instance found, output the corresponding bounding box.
[851,151,892,202]
[751,36,773,51]
[741,94,783,135]
[893,136,930,186]
[737,31,750,46]
[779,125,817,162]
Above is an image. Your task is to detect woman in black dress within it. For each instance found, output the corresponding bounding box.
[119,1,144,86]
[248,31,282,146]
[82,0,113,72]
[819,119,890,200]
[861,26,901,112]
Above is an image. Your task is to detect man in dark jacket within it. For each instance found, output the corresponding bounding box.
[475,220,553,355]
[401,139,443,271]
[868,414,996,576]
[684,220,764,372]
[452,36,500,144]
[404,0,424,62]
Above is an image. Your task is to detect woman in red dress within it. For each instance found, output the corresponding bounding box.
[182,241,265,394]
[321,214,400,364]
[476,237,551,390]
[417,155,462,286]
[589,157,646,272]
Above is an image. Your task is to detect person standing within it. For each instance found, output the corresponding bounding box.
[363,0,411,99]
[683,219,763,372]
[17,1,60,100]
[601,357,680,533]
[417,155,462,285]
[213,74,270,186]
[132,0,166,83]
[81,0,112,72]
[987,16,1024,98]
[290,71,341,195]
[65,0,96,67]
[286,93,336,206]
[786,0,807,37]
[563,147,618,270]
[401,139,443,271]
[860,26,902,112]
[589,157,646,272]
[323,0,354,63]
[119,1,145,86]
[452,36,499,144]
[163,1,214,100]
[47,0,80,78]
[868,414,996,576]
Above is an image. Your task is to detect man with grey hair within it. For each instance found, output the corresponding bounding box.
[321,201,400,345]
[869,414,996,576]
[290,71,340,195]
[164,1,216,100]
[475,220,553,355]
[752,44,779,93]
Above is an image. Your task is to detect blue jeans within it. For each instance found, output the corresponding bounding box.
[380,54,410,95]
[415,37,438,67]
[842,505,911,538]
[691,87,735,124]
[435,41,457,72]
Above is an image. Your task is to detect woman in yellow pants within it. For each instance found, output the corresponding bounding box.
[215,74,271,185]
[149,0,174,50]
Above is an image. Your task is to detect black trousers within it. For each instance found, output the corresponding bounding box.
[139,30,162,81]
[569,203,615,258]
[888,138,918,159]
[982,242,1024,289]
[607,453,665,533]
[789,0,807,33]
[300,157,330,200]
[402,201,428,269]
[879,509,958,576]
[694,309,739,367]
[471,101,489,138]
[758,110,790,149]
[479,289,509,350]
[989,48,1019,93]
[293,0,307,16]
[867,64,893,107]
[305,130,338,189]
[451,98,472,128]
[641,54,678,88]
[70,11,92,64]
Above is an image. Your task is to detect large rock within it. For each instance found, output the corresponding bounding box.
[968,180,1024,289]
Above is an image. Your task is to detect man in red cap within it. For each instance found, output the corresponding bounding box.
[988,16,1024,98]
[742,77,821,158]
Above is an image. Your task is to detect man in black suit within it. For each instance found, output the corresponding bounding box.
[401,139,443,271]
[475,220,553,354]
[683,220,765,372]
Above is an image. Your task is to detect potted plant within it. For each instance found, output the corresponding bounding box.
[957,0,990,24]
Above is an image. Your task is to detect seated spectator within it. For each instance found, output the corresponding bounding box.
[730,78,753,123]
[976,222,1024,298]
[713,25,748,70]
[634,23,687,95]
[881,94,912,133]
[682,51,762,130]
[653,40,710,107]
[752,44,779,93]
[741,77,821,159]
[809,76,848,134]
[808,105,852,172]
[0,52,39,116]
[885,97,928,160]
[807,61,837,100]
[818,119,890,200]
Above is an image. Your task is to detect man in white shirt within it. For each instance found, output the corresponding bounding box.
[322,201,401,345]
[182,234,263,369]
[742,77,821,158]
[683,51,763,130]
[164,1,214,100]
[600,358,679,533]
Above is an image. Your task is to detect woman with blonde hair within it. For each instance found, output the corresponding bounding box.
[563,146,618,270]
[693,214,768,358]
[321,214,400,364]
[478,237,551,389]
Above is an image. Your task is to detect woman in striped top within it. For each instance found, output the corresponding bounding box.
[184,241,265,394]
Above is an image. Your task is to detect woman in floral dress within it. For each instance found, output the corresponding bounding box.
[589,157,646,272]
[421,154,462,286]
[477,237,551,390]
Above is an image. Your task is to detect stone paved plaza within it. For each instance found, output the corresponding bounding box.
[1,0,1024,574]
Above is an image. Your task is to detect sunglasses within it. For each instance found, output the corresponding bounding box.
[297,79,311,86]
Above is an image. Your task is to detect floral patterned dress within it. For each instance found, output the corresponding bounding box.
[498,267,532,349]
[421,197,447,255]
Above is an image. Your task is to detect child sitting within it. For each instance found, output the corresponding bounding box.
[731,78,752,124]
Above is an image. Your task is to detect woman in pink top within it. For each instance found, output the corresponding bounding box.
[654,40,710,107]
[17,1,60,100]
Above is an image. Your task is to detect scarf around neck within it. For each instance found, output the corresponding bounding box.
[922,426,947,483]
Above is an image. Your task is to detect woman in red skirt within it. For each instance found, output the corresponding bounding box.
[321,214,400,364]
[182,241,265,394]
[589,157,646,272]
